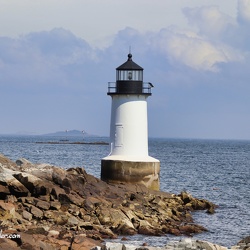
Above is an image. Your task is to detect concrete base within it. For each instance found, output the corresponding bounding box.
[101,157,160,191]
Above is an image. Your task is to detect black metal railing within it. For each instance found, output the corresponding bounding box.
[107,82,153,95]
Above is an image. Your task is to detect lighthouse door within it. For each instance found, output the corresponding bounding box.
[115,124,123,147]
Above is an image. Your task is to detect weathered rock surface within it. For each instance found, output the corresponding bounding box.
[101,237,250,250]
[0,153,217,249]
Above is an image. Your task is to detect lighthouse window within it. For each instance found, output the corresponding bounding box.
[119,71,126,81]
[135,70,143,81]
[139,71,143,81]
[127,71,132,80]
[116,70,143,81]
[135,71,137,80]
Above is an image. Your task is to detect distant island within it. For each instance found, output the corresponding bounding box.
[37,130,109,145]
[42,129,98,137]
[0,129,103,137]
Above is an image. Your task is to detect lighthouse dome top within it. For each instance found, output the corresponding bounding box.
[116,53,143,71]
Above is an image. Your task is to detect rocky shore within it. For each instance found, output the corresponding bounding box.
[98,236,250,250]
[0,153,247,250]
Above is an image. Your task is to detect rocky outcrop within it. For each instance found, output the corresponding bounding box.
[100,237,250,250]
[0,153,217,249]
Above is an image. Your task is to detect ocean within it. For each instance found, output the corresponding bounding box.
[0,135,249,247]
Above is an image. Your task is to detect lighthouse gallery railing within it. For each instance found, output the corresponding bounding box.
[107,82,153,95]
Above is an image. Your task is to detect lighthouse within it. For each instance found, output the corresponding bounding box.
[101,53,160,190]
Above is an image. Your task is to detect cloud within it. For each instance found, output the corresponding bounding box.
[144,2,250,72]
[238,0,250,23]
[0,29,111,135]
[25,28,97,64]
[0,28,100,90]
[100,4,246,73]
[0,1,250,139]
[181,2,250,53]
[149,27,241,72]
[183,5,236,39]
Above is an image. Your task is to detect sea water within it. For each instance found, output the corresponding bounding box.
[0,135,249,247]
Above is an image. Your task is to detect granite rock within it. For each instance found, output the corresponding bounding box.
[0,153,218,249]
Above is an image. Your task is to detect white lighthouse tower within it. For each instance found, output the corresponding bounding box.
[101,53,160,190]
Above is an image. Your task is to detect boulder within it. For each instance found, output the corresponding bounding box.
[0,238,19,250]
[29,205,43,219]
[195,239,228,250]
[18,232,38,249]
[0,183,10,196]
[67,215,79,226]
[138,220,157,235]
[0,166,29,197]
[13,172,53,196]
[96,207,136,235]
[22,210,33,221]
[179,224,207,235]
[238,236,250,244]
[0,154,18,170]
[16,158,33,167]
[50,200,61,210]
[35,199,51,210]
[0,200,16,220]
[71,234,102,250]
[235,236,250,250]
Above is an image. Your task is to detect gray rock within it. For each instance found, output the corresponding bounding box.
[50,200,61,210]
[164,239,228,250]
[0,165,29,197]
[35,199,50,210]
[22,210,33,221]
[91,247,102,250]
[30,205,43,219]
[16,158,32,167]
[67,215,79,226]
[105,242,125,250]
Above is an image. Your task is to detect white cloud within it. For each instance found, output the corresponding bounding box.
[238,0,250,23]
[25,28,97,65]
[183,6,236,39]
[1,1,250,139]
[141,3,247,72]
[0,0,238,48]
[0,1,247,82]
[149,27,243,72]
[0,28,102,89]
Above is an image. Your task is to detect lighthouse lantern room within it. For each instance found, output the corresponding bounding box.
[101,53,160,190]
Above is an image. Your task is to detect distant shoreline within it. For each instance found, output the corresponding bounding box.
[35,141,109,145]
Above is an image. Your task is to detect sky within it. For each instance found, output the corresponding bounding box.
[0,0,250,140]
